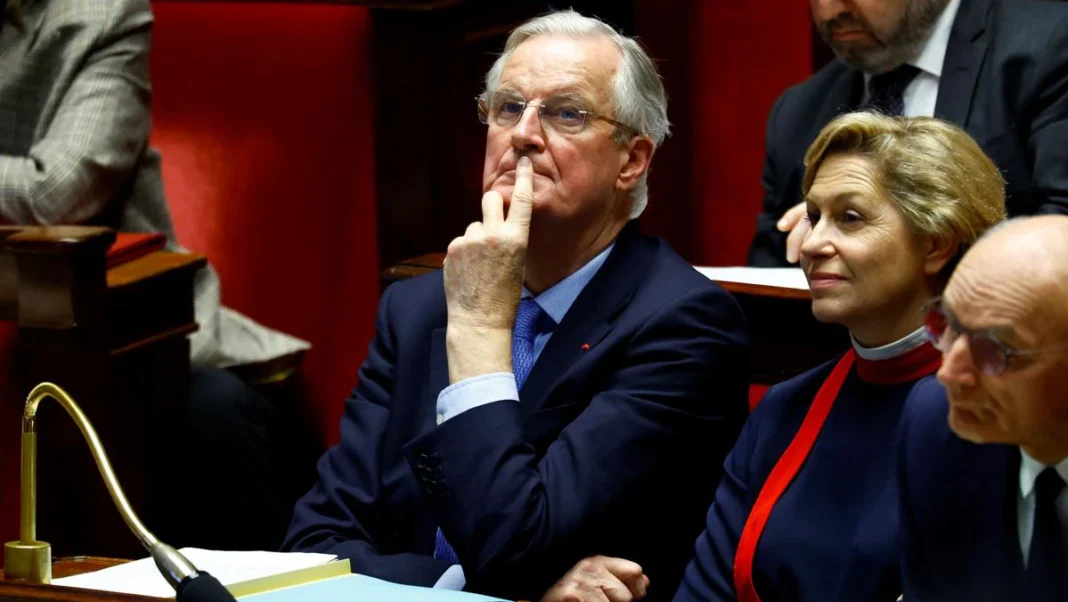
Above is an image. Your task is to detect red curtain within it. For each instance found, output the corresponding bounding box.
[150,2,379,445]
[638,1,812,267]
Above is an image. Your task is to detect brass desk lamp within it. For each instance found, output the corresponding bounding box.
[3,383,235,601]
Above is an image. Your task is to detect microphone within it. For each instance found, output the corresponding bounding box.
[3,383,237,602]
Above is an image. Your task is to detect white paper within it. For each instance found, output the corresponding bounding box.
[695,266,809,291]
[52,548,337,598]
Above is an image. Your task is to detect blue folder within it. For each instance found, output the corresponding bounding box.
[241,573,509,602]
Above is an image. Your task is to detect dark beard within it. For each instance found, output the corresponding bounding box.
[819,0,950,74]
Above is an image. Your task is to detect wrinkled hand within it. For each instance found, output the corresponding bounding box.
[777,201,809,264]
[443,156,535,383]
[541,556,649,602]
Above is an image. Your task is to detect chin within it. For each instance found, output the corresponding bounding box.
[809,299,851,326]
[947,405,1001,444]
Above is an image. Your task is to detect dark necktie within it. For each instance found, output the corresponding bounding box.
[1025,467,1066,602]
[862,64,921,116]
[433,298,547,565]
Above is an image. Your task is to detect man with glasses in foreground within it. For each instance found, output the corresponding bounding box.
[282,10,750,601]
[900,215,1068,602]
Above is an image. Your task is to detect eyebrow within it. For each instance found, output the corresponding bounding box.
[804,191,864,206]
[494,87,592,106]
[548,91,590,104]
[942,301,1021,344]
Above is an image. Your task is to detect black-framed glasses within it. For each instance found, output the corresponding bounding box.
[922,296,1068,376]
[475,92,641,137]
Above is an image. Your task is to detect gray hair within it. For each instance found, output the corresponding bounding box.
[484,10,670,218]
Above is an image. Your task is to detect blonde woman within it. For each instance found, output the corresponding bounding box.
[544,113,1007,602]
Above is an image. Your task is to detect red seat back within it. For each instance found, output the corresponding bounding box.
[150,2,380,444]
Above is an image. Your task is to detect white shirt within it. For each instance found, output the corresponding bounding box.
[1017,450,1068,567]
[861,0,961,118]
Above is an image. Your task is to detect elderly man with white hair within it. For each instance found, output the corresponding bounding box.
[899,215,1068,602]
[281,10,750,601]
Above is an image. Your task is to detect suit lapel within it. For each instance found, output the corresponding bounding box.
[934,0,992,128]
[998,446,1025,587]
[819,65,864,124]
[969,444,1024,597]
[518,221,652,416]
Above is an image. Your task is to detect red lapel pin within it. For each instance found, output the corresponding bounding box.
[580,343,590,351]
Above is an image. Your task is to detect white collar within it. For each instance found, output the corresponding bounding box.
[1019,449,1068,498]
[851,326,929,361]
[861,0,960,81]
[910,0,961,78]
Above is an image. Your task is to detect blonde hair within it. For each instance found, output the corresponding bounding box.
[803,112,1007,284]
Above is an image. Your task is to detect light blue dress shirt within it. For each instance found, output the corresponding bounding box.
[434,242,614,424]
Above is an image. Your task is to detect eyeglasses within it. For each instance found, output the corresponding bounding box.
[922,296,1068,376]
[476,92,641,137]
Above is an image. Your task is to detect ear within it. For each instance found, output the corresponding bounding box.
[923,235,959,277]
[616,136,656,192]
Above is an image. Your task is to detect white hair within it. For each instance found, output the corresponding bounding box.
[484,9,670,218]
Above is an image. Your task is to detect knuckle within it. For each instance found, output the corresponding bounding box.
[577,558,599,576]
[560,585,582,602]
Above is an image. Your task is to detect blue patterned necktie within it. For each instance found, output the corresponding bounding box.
[862,64,920,116]
[1024,468,1066,602]
[512,298,544,390]
[434,298,546,565]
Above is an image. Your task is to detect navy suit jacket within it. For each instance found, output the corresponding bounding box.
[748,0,1068,266]
[898,377,1025,602]
[282,222,751,601]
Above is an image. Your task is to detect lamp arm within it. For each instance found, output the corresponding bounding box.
[21,383,158,550]
[5,382,197,590]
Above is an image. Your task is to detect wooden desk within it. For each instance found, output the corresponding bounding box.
[0,558,164,602]
[382,254,849,384]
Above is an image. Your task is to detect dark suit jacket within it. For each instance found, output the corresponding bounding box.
[898,377,1027,602]
[282,222,751,601]
[748,0,1068,266]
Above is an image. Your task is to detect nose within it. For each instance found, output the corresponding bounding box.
[799,214,833,261]
[511,105,546,154]
[936,333,979,389]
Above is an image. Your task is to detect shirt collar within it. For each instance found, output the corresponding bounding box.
[909,0,960,78]
[861,0,960,84]
[1019,449,1068,498]
[522,242,614,326]
[851,326,929,361]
